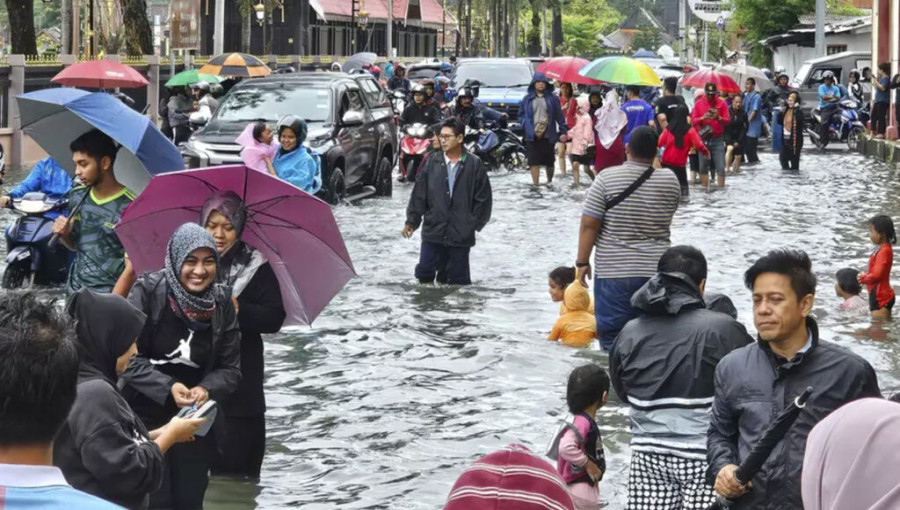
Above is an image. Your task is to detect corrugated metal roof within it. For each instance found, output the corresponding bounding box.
[314,0,456,26]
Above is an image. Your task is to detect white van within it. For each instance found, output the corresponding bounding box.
[791,51,872,113]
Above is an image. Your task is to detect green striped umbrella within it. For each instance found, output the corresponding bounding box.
[165,69,223,87]
[578,56,661,87]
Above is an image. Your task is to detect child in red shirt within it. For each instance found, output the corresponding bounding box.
[658,105,708,202]
[859,215,896,320]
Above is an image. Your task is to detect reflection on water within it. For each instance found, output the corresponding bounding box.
[3,146,900,509]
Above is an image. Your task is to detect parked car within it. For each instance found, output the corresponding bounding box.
[180,72,398,204]
[791,51,871,115]
[450,58,535,133]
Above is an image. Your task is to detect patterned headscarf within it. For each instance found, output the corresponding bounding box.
[165,223,219,323]
[200,191,247,239]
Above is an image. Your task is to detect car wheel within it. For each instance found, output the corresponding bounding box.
[374,156,393,197]
[325,167,345,205]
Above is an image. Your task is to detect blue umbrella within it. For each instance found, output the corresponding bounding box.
[632,48,658,59]
[16,88,184,194]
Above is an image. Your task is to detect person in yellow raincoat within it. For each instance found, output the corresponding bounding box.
[548,282,597,348]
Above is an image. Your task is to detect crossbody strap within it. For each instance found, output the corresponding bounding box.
[606,165,655,210]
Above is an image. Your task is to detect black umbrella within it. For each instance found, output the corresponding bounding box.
[708,386,814,510]
[343,52,378,72]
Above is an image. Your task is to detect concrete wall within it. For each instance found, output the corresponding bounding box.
[0,130,50,170]
[871,0,898,139]
[773,29,871,80]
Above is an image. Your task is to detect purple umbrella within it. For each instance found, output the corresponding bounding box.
[116,165,355,326]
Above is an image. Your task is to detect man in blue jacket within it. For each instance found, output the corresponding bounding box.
[0,157,72,219]
[518,72,568,187]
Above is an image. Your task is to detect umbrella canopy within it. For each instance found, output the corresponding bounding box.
[632,48,657,59]
[579,56,661,87]
[165,69,223,88]
[716,63,774,92]
[343,52,378,72]
[680,69,741,94]
[51,60,150,89]
[116,165,355,326]
[198,53,271,78]
[536,57,603,85]
[16,88,184,194]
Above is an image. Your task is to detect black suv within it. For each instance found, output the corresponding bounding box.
[180,72,398,203]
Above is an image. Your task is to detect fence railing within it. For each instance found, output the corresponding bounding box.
[1,54,440,68]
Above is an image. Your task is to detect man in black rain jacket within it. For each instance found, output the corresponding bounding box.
[402,117,492,285]
[707,249,881,510]
[610,246,752,509]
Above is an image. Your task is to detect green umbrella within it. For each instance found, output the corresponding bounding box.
[165,69,223,87]
[578,56,661,87]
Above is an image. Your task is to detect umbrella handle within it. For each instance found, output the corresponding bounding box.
[795,386,813,408]
[49,185,91,249]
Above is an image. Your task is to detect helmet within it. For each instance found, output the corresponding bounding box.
[419,78,435,88]
[209,83,224,97]
[396,65,406,72]
[276,115,307,141]
[822,70,835,80]
[435,76,451,85]
[457,86,475,99]
[411,84,427,95]
[191,81,211,92]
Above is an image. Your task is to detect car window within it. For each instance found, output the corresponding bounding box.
[358,78,387,108]
[339,87,365,119]
[451,63,533,88]
[214,85,331,123]
[808,67,842,87]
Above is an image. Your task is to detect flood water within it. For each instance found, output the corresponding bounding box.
[2,144,900,509]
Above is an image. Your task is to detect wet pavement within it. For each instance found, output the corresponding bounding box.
[2,143,899,509]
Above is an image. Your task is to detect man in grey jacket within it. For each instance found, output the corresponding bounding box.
[610,246,752,509]
[708,249,881,509]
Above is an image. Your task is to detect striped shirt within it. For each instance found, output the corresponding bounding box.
[582,161,680,279]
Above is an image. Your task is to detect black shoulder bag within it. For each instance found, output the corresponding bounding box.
[606,165,655,210]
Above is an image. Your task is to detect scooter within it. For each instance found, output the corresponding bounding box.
[463,120,528,172]
[3,192,70,289]
[809,98,866,151]
[399,123,433,182]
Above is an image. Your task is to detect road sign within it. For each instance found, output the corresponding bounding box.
[170,0,201,50]
[687,0,733,23]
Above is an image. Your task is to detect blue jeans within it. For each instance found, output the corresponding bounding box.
[699,137,726,176]
[415,241,472,285]
[594,277,649,351]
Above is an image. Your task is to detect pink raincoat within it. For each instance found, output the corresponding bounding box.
[235,123,278,174]
[569,102,595,156]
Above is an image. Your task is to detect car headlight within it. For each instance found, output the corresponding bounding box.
[184,139,211,154]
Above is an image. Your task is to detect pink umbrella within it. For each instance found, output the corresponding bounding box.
[116,165,355,326]
[536,57,603,85]
[52,60,150,89]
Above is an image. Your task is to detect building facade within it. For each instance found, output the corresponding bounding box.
[872,0,898,138]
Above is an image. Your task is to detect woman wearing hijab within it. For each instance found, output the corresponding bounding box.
[272,115,322,195]
[122,223,241,510]
[593,90,627,173]
[802,398,900,510]
[201,191,285,479]
[657,105,708,202]
[54,290,204,510]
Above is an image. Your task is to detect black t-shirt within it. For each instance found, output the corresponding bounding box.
[654,95,687,130]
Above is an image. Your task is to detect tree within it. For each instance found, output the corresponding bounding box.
[527,0,541,56]
[731,0,811,65]
[4,0,38,54]
[121,0,153,54]
[630,26,661,52]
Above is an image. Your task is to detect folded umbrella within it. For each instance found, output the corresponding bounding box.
[16,88,184,194]
[116,165,355,326]
[52,60,150,89]
[681,69,741,94]
[536,57,603,85]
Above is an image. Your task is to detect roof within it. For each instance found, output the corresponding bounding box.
[315,0,456,28]
[762,13,872,47]
[796,12,871,26]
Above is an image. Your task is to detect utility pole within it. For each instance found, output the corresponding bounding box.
[678,0,686,63]
[387,0,393,57]
[702,20,708,62]
[441,0,446,57]
[541,7,546,55]
[214,0,224,54]
[814,0,826,57]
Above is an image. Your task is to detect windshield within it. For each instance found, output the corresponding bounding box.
[452,63,533,88]
[793,64,811,85]
[214,85,332,124]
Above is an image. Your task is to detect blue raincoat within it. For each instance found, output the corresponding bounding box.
[9,157,72,200]
[273,146,322,195]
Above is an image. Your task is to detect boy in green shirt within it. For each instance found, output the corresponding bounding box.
[52,129,136,296]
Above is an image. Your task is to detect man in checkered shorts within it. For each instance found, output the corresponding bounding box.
[609,246,752,509]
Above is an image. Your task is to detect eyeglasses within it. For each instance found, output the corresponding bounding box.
[438,134,457,140]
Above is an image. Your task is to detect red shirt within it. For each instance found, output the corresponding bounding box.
[690,96,730,138]
[658,127,710,167]
[860,244,895,307]
[560,96,578,129]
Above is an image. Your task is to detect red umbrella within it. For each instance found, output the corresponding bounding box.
[680,68,740,94]
[52,60,150,89]
[536,57,603,85]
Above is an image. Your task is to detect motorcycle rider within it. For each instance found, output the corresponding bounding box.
[389,65,410,92]
[191,81,219,120]
[419,79,439,107]
[847,69,865,104]
[816,71,843,141]
[168,86,194,144]
[400,84,442,128]
[0,157,72,219]
[451,87,485,131]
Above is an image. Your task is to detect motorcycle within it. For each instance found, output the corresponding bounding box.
[3,192,70,289]
[463,119,528,172]
[809,98,866,151]
[399,123,433,182]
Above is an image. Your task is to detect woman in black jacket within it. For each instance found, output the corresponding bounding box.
[200,191,286,479]
[55,290,203,510]
[724,93,748,174]
[122,223,241,510]
[777,92,805,171]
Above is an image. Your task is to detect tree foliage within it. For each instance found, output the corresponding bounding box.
[520,0,621,56]
[732,0,811,64]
